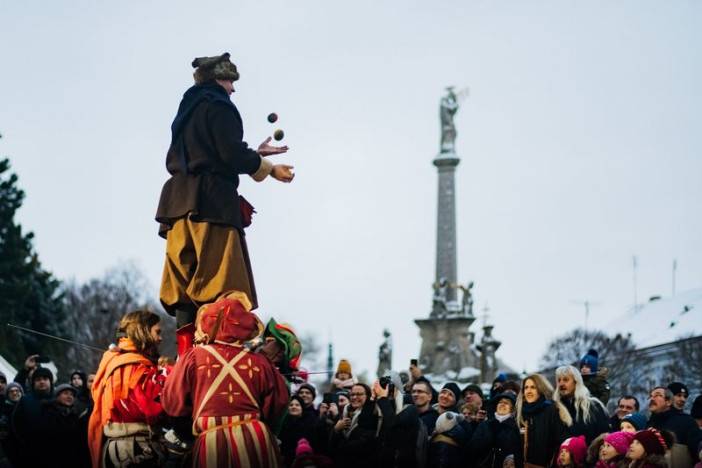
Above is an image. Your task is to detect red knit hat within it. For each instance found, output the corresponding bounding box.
[560,436,587,465]
[604,431,635,455]
[634,428,668,455]
[295,438,313,457]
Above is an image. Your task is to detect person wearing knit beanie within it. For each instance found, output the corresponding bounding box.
[667,382,689,412]
[620,412,647,433]
[331,359,357,391]
[558,435,588,467]
[628,428,672,468]
[5,382,24,402]
[580,349,599,375]
[295,438,313,457]
[597,431,635,468]
[438,382,461,414]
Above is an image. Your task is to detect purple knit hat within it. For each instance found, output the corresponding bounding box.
[605,431,635,455]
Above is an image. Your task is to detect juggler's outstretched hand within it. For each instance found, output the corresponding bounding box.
[271,164,295,183]
[258,137,288,157]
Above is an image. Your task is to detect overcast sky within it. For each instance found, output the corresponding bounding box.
[1,1,700,378]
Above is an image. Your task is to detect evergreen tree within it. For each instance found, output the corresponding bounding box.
[0,153,66,372]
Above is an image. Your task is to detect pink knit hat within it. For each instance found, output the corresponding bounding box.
[560,435,588,465]
[604,431,635,455]
[296,438,313,457]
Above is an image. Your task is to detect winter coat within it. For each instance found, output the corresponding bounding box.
[630,453,667,468]
[280,413,316,467]
[419,407,440,435]
[11,391,55,467]
[376,397,424,468]
[470,416,523,468]
[0,396,20,467]
[428,423,468,468]
[560,397,611,445]
[582,371,610,406]
[521,400,572,467]
[330,402,380,468]
[156,81,265,237]
[43,402,91,468]
[649,409,702,461]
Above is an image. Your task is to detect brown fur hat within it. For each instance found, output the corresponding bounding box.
[192,53,239,84]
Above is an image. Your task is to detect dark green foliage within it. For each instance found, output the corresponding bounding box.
[0,157,67,372]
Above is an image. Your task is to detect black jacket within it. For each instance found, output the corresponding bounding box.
[376,398,423,468]
[560,397,610,445]
[521,401,570,467]
[470,416,523,468]
[648,408,702,461]
[156,82,263,237]
[330,403,380,468]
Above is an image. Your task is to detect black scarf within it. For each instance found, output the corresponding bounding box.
[170,81,235,173]
[521,396,552,416]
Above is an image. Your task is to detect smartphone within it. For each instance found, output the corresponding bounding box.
[410,359,418,367]
[322,393,338,405]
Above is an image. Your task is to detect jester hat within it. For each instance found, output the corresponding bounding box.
[195,291,264,345]
[264,318,302,372]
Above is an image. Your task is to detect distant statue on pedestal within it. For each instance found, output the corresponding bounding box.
[458,281,474,316]
[377,329,392,378]
[432,277,449,316]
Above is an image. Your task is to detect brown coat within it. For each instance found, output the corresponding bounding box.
[156,83,264,238]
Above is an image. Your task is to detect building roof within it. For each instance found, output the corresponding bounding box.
[605,288,702,349]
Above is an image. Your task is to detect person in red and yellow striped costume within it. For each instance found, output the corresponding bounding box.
[162,291,289,467]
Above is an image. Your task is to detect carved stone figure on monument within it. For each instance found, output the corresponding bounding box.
[377,329,393,378]
[440,87,459,153]
[432,277,449,316]
[457,281,475,317]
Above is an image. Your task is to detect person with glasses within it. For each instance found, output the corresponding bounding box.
[413,379,439,434]
[647,386,702,463]
[331,383,380,468]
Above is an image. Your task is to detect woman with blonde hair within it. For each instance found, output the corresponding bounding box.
[516,373,572,468]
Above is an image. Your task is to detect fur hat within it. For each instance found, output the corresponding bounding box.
[580,349,599,374]
[621,412,647,431]
[441,382,461,404]
[336,359,352,376]
[691,395,702,419]
[605,431,635,455]
[634,428,668,455]
[192,53,239,84]
[667,381,688,396]
[434,411,464,435]
[560,435,587,465]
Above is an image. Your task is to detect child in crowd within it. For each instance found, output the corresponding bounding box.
[619,413,647,434]
[597,431,634,468]
[627,428,672,468]
[558,435,587,468]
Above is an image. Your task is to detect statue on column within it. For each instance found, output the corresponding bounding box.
[458,281,474,317]
[432,277,449,316]
[377,329,392,378]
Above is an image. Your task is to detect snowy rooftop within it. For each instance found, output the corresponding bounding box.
[605,288,702,349]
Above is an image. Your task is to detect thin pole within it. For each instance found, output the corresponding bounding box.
[632,256,638,312]
[7,323,104,352]
[672,259,677,296]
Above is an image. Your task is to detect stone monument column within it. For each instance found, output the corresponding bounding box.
[434,155,460,303]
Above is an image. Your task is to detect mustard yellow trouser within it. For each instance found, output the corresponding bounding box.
[159,217,257,316]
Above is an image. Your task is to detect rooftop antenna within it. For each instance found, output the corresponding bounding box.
[672,259,677,296]
[632,255,639,312]
[569,300,601,330]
